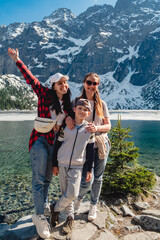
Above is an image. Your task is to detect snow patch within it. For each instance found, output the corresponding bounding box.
[112,47,123,53]
[99,68,147,109]
[117,45,139,63]
[41,43,61,49]
[36,63,45,68]
[2,23,27,41]
[33,23,67,40]
[46,36,91,63]
[67,36,91,46]
[85,9,102,20]
[100,32,112,37]
[150,27,160,34]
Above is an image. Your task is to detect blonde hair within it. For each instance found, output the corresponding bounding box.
[79,73,104,118]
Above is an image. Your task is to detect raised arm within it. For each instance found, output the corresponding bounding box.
[8,48,45,97]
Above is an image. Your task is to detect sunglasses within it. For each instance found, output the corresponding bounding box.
[86,80,99,86]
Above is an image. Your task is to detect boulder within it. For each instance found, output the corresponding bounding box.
[121,205,135,217]
[134,215,160,231]
[134,202,150,210]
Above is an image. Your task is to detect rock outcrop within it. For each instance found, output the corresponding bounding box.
[1,176,160,240]
[1,196,160,240]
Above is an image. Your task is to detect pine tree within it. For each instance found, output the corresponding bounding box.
[109,117,139,171]
[102,117,156,195]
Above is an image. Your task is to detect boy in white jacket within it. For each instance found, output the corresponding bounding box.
[51,99,95,234]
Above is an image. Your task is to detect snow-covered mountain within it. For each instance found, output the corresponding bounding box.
[0,0,160,109]
[0,75,37,110]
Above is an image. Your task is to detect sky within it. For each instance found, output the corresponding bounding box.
[0,0,117,26]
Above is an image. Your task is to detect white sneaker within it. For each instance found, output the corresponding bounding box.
[88,204,97,221]
[44,203,51,216]
[32,214,50,239]
[74,199,82,214]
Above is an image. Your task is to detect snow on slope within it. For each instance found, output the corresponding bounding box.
[45,36,92,63]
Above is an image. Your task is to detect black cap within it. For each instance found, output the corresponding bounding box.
[75,98,91,111]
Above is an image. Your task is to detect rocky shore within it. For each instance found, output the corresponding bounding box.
[1,177,160,240]
[0,177,62,227]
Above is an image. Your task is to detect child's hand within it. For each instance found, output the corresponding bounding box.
[53,167,59,176]
[86,172,92,182]
[8,48,20,62]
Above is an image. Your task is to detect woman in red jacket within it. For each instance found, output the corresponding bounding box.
[8,48,73,239]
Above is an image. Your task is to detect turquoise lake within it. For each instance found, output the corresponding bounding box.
[0,120,160,179]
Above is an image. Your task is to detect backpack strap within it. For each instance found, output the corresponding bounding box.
[92,103,95,122]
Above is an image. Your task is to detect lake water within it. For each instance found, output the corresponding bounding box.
[119,120,160,174]
[0,120,160,217]
[0,120,160,178]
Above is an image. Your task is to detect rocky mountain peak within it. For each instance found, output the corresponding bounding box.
[132,0,160,10]
[115,0,132,12]
[115,0,160,13]
[78,4,114,22]
[43,8,76,23]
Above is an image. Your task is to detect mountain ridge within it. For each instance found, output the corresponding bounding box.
[0,0,160,109]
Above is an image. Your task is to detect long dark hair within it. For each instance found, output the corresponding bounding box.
[45,86,73,116]
[79,73,104,118]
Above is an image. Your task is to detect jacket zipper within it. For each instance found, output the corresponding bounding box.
[68,128,78,171]
[67,122,87,171]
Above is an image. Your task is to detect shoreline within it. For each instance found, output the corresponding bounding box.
[109,110,160,121]
[0,110,160,121]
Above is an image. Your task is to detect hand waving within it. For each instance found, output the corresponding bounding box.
[8,48,20,62]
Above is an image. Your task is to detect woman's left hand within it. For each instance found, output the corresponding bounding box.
[86,123,97,132]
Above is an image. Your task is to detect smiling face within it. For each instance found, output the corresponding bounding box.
[83,75,99,99]
[53,77,69,99]
[74,105,90,122]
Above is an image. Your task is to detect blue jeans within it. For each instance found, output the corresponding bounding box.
[30,136,54,215]
[78,142,110,205]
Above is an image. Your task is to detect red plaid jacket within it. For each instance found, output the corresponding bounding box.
[16,60,55,151]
